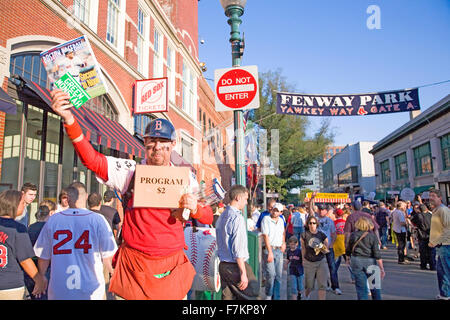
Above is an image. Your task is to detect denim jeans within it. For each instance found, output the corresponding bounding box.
[350,256,382,300]
[436,245,450,298]
[379,226,388,248]
[325,248,340,290]
[263,248,283,299]
[288,274,304,295]
[292,227,304,241]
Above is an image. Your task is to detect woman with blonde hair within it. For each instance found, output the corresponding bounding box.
[346,216,385,300]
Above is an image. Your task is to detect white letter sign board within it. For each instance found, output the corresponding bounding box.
[134,78,168,114]
[214,65,259,112]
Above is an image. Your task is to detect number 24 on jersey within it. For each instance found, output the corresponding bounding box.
[53,230,92,255]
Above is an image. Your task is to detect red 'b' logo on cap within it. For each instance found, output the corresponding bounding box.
[155,120,162,130]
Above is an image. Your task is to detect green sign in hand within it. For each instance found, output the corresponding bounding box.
[54,72,91,109]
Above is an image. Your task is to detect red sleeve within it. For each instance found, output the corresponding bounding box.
[191,204,213,225]
[72,137,108,182]
[64,118,108,182]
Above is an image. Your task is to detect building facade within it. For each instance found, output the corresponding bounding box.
[323,145,344,163]
[0,0,232,223]
[370,95,450,205]
[298,161,322,192]
[322,141,377,199]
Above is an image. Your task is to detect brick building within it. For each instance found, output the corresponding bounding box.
[323,145,345,163]
[0,0,233,223]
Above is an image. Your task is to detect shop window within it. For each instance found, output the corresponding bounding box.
[394,152,408,180]
[380,159,390,184]
[441,133,450,171]
[43,112,61,202]
[11,52,118,121]
[10,52,48,88]
[413,142,433,176]
[3,135,21,159]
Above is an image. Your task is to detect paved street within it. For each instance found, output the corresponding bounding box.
[277,243,438,300]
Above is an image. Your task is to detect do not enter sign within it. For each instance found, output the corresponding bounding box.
[214,65,259,112]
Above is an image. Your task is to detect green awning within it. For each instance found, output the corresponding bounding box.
[374,192,385,200]
[413,185,434,194]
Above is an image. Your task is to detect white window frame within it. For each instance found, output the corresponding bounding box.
[166,44,176,103]
[106,0,120,47]
[178,130,198,165]
[73,0,90,25]
[106,0,125,55]
[182,62,197,119]
[136,5,149,76]
[153,27,163,78]
[72,0,99,33]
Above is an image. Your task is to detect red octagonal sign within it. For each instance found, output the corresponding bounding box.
[215,65,259,112]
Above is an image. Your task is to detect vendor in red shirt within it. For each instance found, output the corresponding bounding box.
[50,89,212,300]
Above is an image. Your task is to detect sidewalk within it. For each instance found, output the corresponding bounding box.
[268,242,438,300]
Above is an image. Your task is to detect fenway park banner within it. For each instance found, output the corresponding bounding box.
[276,88,420,116]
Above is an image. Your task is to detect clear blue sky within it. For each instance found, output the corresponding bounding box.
[198,0,450,146]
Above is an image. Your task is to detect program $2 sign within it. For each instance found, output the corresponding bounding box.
[133,165,190,208]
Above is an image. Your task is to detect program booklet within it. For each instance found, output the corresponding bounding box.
[40,35,108,108]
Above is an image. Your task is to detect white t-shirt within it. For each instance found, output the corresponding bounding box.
[261,215,285,247]
[247,218,256,231]
[251,209,260,224]
[34,208,117,300]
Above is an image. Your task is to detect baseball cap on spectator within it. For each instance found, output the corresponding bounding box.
[352,201,363,211]
[335,209,344,217]
[287,204,294,208]
[317,203,327,210]
[272,203,284,212]
[218,202,225,208]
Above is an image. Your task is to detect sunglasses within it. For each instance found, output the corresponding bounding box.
[308,222,317,225]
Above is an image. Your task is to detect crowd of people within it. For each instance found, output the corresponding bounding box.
[0,181,124,300]
[0,180,449,301]
[0,88,448,301]
[238,190,449,300]
[0,89,213,300]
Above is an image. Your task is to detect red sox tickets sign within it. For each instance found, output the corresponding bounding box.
[134,78,168,114]
[214,65,260,112]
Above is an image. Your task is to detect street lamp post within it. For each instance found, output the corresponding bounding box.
[220,0,247,192]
